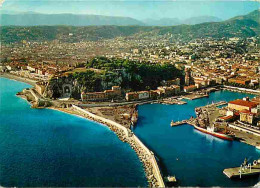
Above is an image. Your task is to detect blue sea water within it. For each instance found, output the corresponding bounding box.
[0,77,147,187]
[134,90,260,187]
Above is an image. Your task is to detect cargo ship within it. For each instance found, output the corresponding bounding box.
[193,124,234,141]
[194,106,234,141]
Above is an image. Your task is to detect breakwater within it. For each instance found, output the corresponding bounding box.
[72,105,165,187]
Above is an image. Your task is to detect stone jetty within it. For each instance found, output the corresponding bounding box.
[72,105,165,187]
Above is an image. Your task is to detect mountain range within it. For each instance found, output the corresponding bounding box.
[143,16,222,26]
[0,11,223,26]
[1,9,259,43]
[0,12,144,26]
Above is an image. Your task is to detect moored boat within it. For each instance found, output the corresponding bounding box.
[194,105,234,141]
[193,124,234,141]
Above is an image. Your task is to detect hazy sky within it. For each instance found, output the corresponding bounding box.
[2,0,260,20]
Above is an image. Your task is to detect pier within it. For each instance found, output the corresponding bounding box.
[182,94,208,100]
[171,120,188,127]
[160,99,187,105]
[196,101,227,109]
[223,159,260,179]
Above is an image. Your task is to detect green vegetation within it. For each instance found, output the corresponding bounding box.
[71,70,103,92]
[85,57,183,91]
[64,57,183,93]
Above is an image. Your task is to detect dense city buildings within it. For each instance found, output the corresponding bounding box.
[1,35,259,90]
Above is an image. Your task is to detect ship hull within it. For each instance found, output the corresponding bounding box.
[193,125,233,141]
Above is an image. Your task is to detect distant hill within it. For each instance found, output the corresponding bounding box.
[158,9,260,39]
[1,11,222,27]
[0,12,145,26]
[1,9,259,43]
[229,8,260,23]
[143,18,181,26]
[143,16,222,26]
[183,16,222,25]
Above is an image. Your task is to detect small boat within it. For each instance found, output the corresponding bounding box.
[164,176,177,183]
[193,124,234,141]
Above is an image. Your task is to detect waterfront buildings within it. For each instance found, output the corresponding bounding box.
[125,85,181,101]
[228,98,258,112]
[227,97,260,126]
[184,85,196,92]
[81,86,122,101]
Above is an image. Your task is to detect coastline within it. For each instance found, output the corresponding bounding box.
[5,73,259,150]
[15,99,162,186]
[8,73,259,147]
[0,72,37,86]
[3,75,260,186]
[7,74,164,187]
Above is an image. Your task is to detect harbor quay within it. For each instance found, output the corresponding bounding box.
[223,158,260,179]
[170,100,260,147]
[223,86,260,95]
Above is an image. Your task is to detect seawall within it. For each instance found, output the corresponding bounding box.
[223,86,260,95]
[72,105,165,187]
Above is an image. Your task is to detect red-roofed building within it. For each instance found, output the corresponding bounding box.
[184,85,197,92]
[228,98,260,125]
[218,115,234,122]
[228,99,258,111]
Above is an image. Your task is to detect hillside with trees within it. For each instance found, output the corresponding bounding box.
[1,9,259,44]
[60,57,183,98]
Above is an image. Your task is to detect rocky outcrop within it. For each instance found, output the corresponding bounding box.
[43,76,78,99]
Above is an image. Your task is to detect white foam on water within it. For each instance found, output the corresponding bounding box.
[254,181,260,188]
